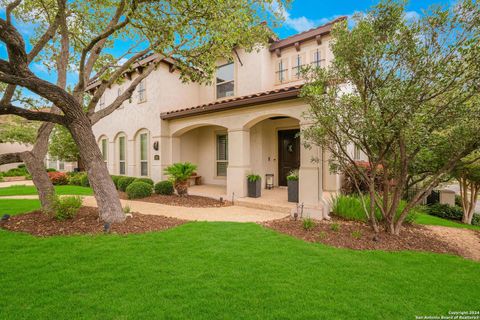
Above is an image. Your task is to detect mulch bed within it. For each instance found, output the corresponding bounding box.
[0,206,186,237]
[262,216,463,257]
[118,192,232,208]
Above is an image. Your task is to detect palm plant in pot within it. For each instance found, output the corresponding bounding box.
[164,162,197,196]
[287,170,299,203]
[247,173,261,198]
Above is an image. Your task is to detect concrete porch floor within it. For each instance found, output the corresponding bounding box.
[189,184,296,214]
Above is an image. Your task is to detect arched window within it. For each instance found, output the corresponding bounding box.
[135,129,150,177]
[98,136,108,164]
[116,133,127,175]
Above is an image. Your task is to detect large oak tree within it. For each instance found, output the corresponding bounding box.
[0,0,287,223]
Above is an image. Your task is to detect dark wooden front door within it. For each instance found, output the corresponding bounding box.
[278,129,300,186]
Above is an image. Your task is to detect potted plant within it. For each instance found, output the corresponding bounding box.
[287,170,299,203]
[164,162,197,196]
[247,173,261,198]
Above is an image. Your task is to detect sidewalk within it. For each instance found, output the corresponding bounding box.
[0,195,289,223]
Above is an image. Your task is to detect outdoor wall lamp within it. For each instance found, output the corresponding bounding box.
[265,174,274,190]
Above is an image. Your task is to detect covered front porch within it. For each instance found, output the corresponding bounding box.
[164,100,341,218]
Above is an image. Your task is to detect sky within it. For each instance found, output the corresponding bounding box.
[273,0,452,38]
[0,0,454,95]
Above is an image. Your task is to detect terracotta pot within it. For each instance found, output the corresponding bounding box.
[175,180,189,196]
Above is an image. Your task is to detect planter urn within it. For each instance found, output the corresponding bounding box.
[247,178,261,198]
[288,180,299,203]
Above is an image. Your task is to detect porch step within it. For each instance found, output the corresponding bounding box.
[234,198,295,214]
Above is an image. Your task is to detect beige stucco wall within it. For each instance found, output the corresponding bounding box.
[0,142,30,171]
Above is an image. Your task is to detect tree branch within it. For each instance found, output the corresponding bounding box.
[0,103,66,124]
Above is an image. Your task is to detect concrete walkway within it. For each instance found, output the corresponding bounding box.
[0,195,289,222]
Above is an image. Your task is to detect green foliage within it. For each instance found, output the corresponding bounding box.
[286,170,299,181]
[118,177,136,192]
[425,203,464,221]
[247,174,261,182]
[332,195,418,224]
[134,178,154,186]
[302,218,315,231]
[126,182,152,199]
[0,115,38,144]
[301,0,480,234]
[80,173,90,187]
[46,168,57,172]
[123,205,131,214]
[110,175,122,189]
[48,125,79,162]
[164,162,197,182]
[154,180,174,195]
[67,172,83,186]
[51,195,83,220]
[0,167,29,177]
[330,223,340,232]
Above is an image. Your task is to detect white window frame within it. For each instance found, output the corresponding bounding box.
[100,138,108,164]
[118,135,126,175]
[216,62,235,99]
[215,133,228,177]
[138,79,146,103]
[354,144,361,160]
[139,132,149,176]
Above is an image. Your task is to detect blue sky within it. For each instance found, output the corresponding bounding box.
[1,0,454,91]
[274,0,452,38]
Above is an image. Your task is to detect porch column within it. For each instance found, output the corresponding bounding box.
[227,128,250,199]
[298,123,328,219]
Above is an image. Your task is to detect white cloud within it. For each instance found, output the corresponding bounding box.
[405,10,420,21]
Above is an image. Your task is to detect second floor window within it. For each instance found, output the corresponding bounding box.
[311,49,324,68]
[138,79,146,103]
[216,62,234,99]
[292,54,305,80]
[275,59,288,84]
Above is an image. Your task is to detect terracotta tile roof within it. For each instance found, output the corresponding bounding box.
[160,85,303,120]
[269,16,347,51]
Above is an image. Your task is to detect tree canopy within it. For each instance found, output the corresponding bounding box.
[301,0,480,234]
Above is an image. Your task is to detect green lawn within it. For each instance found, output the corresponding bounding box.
[415,213,480,231]
[0,200,479,319]
[0,199,41,216]
[0,185,92,196]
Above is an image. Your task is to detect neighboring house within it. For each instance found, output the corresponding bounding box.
[91,17,358,217]
[0,142,30,171]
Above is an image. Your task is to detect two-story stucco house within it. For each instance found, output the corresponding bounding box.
[90,17,357,218]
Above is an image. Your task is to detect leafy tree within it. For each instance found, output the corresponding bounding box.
[302,0,480,235]
[452,151,480,225]
[48,125,79,163]
[0,0,287,223]
[0,115,38,145]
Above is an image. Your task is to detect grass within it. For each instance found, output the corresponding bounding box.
[0,200,479,319]
[0,185,93,196]
[0,199,41,216]
[414,213,480,231]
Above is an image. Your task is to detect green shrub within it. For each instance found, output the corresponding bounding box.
[303,218,315,231]
[118,176,136,192]
[154,180,174,195]
[134,178,154,186]
[110,175,121,189]
[123,205,131,214]
[332,195,418,224]
[46,168,57,172]
[472,214,480,226]
[17,164,26,169]
[286,170,299,181]
[126,181,152,199]
[48,171,68,185]
[51,195,82,220]
[1,167,29,177]
[67,172,83,186]
[425,203,463,221]
[80,173,90,187]
[455,195,462,207]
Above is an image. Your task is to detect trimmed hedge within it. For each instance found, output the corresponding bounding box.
[425,203,463,221]
[134,178,154,186]
[126,181,152,199]
[118,176,136,192]
[154,180,174,195]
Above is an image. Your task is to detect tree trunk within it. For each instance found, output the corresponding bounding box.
[68,115,125,223]
[21,151,55,213]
